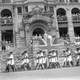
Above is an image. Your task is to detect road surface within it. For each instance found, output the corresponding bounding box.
[0,67,80,80]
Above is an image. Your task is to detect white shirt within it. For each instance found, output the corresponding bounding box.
[77,55,80,60]
[9,54,14,59]
[42,57,47,63]
[67,55,72,62]
[49,57,57,62]
[39,58,43,64]
[25,53,28,58]
[21,58,29,65]
[7,60,11,65]
[8,54,14,65]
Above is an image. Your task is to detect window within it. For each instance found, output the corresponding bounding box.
[59,0,65,2]
[2,0,11,3]
[44,6,47,12]
[74,27,80,37]
[17,7,22,14]
[49,6,54,12]
[70,0,78,2]
[25,6,28,12]
[59,27,68,38]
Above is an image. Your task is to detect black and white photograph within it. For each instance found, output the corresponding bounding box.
[0,0,80,80]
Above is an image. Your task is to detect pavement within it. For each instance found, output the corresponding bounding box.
[0,67,80,80]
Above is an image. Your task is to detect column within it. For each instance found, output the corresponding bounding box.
[67,8,74,42]
[25,23,31,46]
[0,30,1,51]
[25,23,34,69]
[54,7,60,38]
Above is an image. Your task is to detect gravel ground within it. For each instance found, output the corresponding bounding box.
[0,67,80,80]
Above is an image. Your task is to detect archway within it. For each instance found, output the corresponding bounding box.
[32,28,45,36]
[57,8,66,16]
[71,8,80,14]
[1,9,12,17]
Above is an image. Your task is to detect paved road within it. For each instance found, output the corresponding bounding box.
[0,67,80,80]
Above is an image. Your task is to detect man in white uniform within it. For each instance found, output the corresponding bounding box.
[36,50,44,70]
[76,48,80,66]
[21,51,31,70]
[42,51,47,69]
[6,52,15,72]
[66,49,73,67]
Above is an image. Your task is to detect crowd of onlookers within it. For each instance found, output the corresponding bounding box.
[0,16,13,25]
[57,13,80,22]
[4,46,80,72]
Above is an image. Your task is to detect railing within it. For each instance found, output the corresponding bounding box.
[0,17,13,26]
[72,15,80,23]
[57,16,68,24]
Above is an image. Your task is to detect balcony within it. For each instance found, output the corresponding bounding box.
[57,16,68,27]
[0,17,13,26]
[72,15,80,22]
[72,15,80,26]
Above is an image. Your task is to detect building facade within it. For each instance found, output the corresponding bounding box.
[0,0,80,53]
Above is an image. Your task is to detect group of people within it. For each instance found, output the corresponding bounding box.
[5,47,80,72]
[57,15,67,21]
[63,48,80,67]
[1,16,13,25]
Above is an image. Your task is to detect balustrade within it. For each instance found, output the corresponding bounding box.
[0,17,13,26]
[72,15,80,23]
[57,16,67,23]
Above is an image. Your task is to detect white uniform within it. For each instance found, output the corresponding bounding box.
[9,54,14,65]
[39,52,43,64]
[67,55,72,62]
[42,57,47,64]
[21,58,29,65]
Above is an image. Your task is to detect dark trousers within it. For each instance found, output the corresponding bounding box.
[76,59,80,66]
[66,61,73,67]
[21,63,31,71]
[5,64,15,72]
[36,63,44,70]
[49,62,56,68]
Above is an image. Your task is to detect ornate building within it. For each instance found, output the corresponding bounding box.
[0,0,80,72]
[0,0,80,57]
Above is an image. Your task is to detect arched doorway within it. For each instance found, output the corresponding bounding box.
[32,28,45,37]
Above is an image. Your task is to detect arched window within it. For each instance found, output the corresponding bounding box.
[71,8,80,14]
[57,8,68,38]
[57,8,66,16]
[70,0,78,2]
[1,9,12,17]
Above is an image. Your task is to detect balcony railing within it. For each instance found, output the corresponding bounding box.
[57,16,68,24]
[72,15,80,23]
[0,17,13,26]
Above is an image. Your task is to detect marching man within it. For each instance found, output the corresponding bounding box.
[6,52,15,72]
[66,49,73,67]
[76,48,80,66]
[42,51,47,69]
[21,51,31,70]
[36,50,44,70]
[48,50,60,69]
